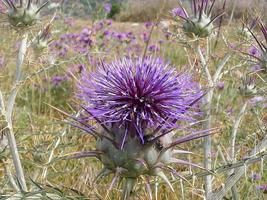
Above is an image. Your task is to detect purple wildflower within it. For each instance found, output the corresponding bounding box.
[248,20,267,71]
[171,7,186,18]
[216,81,225,90]
[64,18,74,27]
[142,32,149,43]
[251,173,261,181]
[256,184,267,193]
[77,57,203,143]
[0,55,5,68]
[105,19,113,26]
[249,45,262,58]
[145,21,153,29]
[103,3,112,13]
[51,75,67,87]
[148,44,159,52]
[248,96,265,106]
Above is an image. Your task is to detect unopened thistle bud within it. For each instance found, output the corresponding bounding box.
[239,76,257,97]
[32,24,52,56]
[3,0,48,28]
[172,0,225,38]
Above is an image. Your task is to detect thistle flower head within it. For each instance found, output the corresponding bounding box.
[172,0,225,38]
[78,57,202,144]
[69,57,212,199]
[2,0,49,28]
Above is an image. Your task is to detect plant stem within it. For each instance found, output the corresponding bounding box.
[228,101,247,200]
[196,43,214,198]
[5,32,28,191]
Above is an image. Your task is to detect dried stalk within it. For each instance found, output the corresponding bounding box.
[4,32,29,191]
[196,43,214,198]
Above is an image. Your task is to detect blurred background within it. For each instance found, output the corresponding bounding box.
[46,0,266,22]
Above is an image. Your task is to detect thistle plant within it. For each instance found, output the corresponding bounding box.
[0,0,49,193]
[66,56,216,199]
[172,0,225,38]
[2,0,48,28]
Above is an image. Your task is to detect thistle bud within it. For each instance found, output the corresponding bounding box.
[4,0,48,28]
[32,24,52,57]
[239,76,257,97]
[183,14,213,38]
[172,0,225,38]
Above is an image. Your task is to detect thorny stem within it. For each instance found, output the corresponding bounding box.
[5,32,28,191]
[228,101,248,200]
[196,43,213,198]
[230,102,248,164]
[196,38,231,198]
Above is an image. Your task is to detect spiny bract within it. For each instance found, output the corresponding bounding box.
[2,0,48,28]
[172,0,225,38]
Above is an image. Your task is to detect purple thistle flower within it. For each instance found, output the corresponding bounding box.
[77,57,203,143]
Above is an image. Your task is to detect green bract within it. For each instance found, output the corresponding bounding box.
[183,15,213,38]
[8,4,39,27]
[4,0,49,28]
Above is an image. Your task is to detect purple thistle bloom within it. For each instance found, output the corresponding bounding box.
[77,57,203,143]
